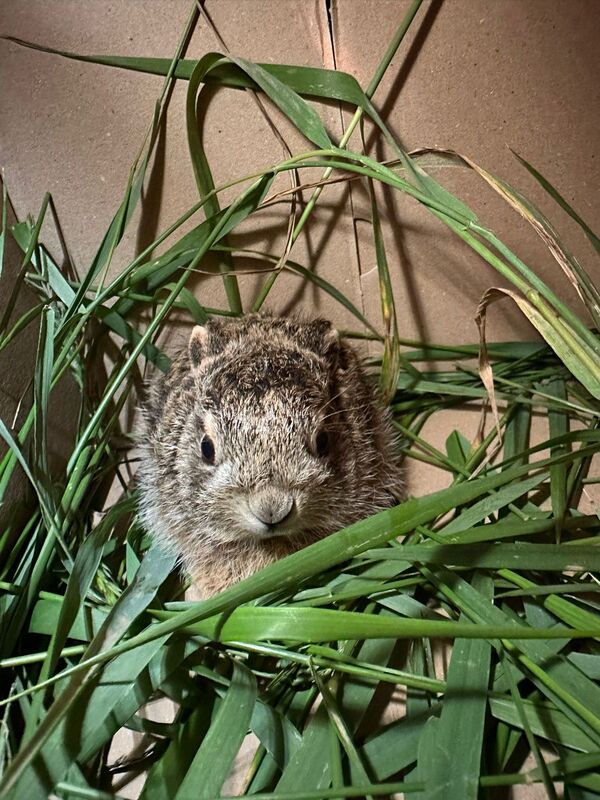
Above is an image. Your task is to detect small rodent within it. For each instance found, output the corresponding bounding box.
[138,314,403,597]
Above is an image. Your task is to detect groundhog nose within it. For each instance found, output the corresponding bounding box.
[249,491,295,526]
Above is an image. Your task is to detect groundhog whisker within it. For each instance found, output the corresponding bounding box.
[320,402,373,421]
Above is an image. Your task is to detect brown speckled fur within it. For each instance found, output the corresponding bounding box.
[137,314,403,597]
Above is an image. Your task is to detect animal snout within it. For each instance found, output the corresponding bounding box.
[248,490,295,527]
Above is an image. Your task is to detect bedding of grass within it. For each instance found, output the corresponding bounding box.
[1,3,600,798]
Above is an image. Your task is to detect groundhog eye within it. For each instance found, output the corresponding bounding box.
[200,434,215,465]
[315,429,329,458]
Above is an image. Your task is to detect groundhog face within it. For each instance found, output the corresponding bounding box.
[176,322,348,545]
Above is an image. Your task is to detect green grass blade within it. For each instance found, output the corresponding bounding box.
[0,181,7,280]
[423,572,492,799]
[229,55,331,149]
[440,471,548,535]
[32,305,55,501]
[276,705,332,792]
[0,418,54,527]
[424,565,600,746]
[503,652,557,799]
[0,194,49,335]
[140,687,217,799]
[547,377,570,541]
[489,694,592,752]
[159,605,600,644]
[487,156,600,328]
[0,38,384,111]
[0,545,177,798]
[185,53,241,312]
[361,542,600,571]
[312,666,373,791]
[22,523,111,741]
[512,149,600,259]
[173,662,256,800]
[366,173,406,402]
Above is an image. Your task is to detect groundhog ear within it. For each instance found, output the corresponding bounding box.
[321,326,342,365]
[189,320,235,369]
[188,325,209,368]
[299,319,341,363]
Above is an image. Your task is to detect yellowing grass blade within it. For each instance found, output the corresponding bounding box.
[477,286,600,401]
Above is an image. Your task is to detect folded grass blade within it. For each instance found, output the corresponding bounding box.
[173,662,256,800]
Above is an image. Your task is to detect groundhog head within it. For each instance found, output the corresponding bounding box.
[179,316,351,544]
[138,313,402,594]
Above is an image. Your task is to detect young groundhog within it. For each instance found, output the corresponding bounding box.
[138,314,403,597]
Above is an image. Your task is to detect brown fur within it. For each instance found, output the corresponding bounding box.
[137,314,403,597]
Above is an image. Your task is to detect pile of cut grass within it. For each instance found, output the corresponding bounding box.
[1,3,600,798]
